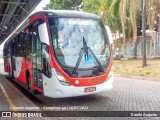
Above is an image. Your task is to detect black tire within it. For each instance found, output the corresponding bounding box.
[8,66,14,79]
[8,67,12,77]
[27,75,35,93]
[8,67,11,76]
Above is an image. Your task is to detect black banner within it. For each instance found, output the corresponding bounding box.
[0,111,160,117]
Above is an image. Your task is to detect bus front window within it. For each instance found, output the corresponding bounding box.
[48,17,110,69]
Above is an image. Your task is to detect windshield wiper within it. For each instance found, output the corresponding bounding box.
[88,47,104,72]
[72,37,86,76]
[72,37,104,76]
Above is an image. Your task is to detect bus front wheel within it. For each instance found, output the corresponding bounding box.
[27,74,35,94]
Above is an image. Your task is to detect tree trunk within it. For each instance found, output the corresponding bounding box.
[142,0,147,67]
[133,37,139,59]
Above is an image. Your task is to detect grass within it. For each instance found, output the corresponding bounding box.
[113,60,160,80]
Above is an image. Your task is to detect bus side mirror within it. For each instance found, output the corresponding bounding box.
[105,25,113,44]
[38,23,49,45]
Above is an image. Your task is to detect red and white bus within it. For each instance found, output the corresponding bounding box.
[3,10,113,98]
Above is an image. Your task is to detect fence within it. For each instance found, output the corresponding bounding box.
[113,32,160,58]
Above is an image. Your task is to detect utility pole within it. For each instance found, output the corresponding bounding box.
[142,0,147,67]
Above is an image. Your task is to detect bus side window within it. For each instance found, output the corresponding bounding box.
[17,34,23,57]
[23,32,32,59]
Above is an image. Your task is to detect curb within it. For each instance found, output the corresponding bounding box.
[114,74,160,82]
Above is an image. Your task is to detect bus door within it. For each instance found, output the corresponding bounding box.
[11,43,17,78]
[31,31,43,89]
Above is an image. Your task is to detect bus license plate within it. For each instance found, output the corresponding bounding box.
[84,87,96,92]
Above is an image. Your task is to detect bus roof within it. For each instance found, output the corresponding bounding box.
[30,10,100,19]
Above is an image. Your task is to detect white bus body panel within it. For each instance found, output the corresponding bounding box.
[15,57,22,78]
[38,23,49,45]
[43,69,113,98]
[105,25,113,44]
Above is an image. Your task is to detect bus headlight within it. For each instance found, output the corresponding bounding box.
[55,70,71,86]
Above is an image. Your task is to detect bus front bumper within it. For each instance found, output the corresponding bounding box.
[43,73,114,98]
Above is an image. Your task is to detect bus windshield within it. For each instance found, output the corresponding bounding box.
[48,17,110,69]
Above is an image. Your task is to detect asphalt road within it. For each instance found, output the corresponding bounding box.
[0,66,160,120]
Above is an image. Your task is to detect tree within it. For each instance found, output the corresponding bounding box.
[83,0,122,34]
[133,10,142,59]
[142,0,147,67]
[119,0,160,66]
[49,0,82,10]
[104,0,122,34]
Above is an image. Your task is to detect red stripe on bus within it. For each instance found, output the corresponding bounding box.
[29,14,46,25]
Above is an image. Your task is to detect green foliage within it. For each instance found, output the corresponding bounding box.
[103,11,121,33]
[136,10,142,36]
[50,0,82,10]
[105,0,121,33]
[83,0,121,33]
[82,0,100,14]
[136,10,142,26]
[108,0,119,16]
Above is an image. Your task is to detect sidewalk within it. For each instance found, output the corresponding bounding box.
[115,74,160,82]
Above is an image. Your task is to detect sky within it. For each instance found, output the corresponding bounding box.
[0,0,50,51]
[32,0,50,13]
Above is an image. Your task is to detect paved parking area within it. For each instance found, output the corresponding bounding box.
[101,76,160,111]
[32,75,160,120]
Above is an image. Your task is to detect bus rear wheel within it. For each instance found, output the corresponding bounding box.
[8,67,12,78]
[8,67,14,79]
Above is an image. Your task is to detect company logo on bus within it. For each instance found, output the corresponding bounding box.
[88,77,103,84]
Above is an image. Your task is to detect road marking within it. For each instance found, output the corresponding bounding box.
[0,81,21,120]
